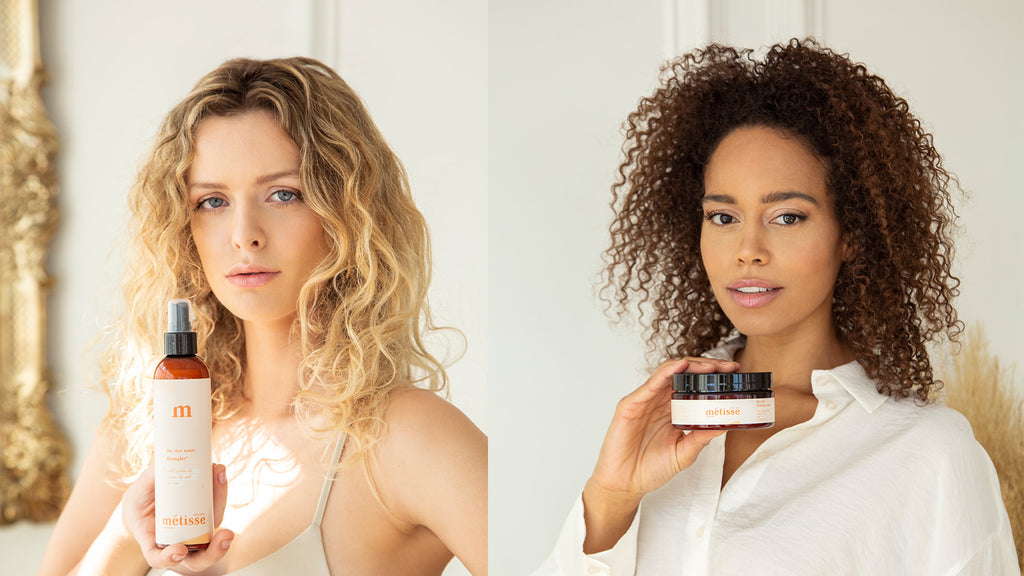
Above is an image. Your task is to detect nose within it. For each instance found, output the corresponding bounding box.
[735,222,770,265]
[231,203,265,251]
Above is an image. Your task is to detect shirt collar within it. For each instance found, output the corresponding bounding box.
[702,335,888,414]
[814,360,888,413]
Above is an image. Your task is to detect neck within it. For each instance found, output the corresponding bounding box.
[241,316,303,420]
[736,318,855,395]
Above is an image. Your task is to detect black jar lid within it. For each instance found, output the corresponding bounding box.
[673,372,772,393]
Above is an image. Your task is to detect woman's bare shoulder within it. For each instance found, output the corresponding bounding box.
[375,387,485,473]
[369,387,487,574]
[385,387,480,431]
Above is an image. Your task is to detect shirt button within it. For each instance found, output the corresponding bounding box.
[587,566,604,575]
[756,452,769,462]
[824,399,837,411]
[696,526,705,538]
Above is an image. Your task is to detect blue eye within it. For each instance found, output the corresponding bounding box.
[270,189,300,202]
[196,197,226,211]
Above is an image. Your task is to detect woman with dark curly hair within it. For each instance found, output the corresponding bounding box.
[536,39,1017,575]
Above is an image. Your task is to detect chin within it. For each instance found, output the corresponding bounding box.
[719,308,794,339]
[233,307,297,325]
[719,297,835,341]
[212,293,298,326]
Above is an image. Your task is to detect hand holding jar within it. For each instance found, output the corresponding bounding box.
[580,356,738,553]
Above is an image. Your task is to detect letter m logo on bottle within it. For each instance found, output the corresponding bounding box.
[172,405,193,418]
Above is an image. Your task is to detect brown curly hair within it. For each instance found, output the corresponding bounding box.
[603,38,962,403]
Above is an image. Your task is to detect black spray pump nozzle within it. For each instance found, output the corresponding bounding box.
[164,299,198,356]
[168,299,192,333]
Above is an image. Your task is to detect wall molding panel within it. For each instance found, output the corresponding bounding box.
[311,0,341,68]
[665,0,825,58]
[664,0,711,57]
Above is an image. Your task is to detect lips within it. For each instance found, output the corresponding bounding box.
[226,264,280,288]
[726,279,782,309]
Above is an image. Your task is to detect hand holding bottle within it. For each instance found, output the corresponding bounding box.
[581,357,738,553]
[122,463,234,572]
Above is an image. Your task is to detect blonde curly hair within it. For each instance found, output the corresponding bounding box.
[100,56,447,481]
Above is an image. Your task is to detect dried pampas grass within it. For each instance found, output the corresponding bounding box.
[939,324,1023,572]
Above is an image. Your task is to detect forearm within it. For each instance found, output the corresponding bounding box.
[581,478,642,554]
[75,505,149,576]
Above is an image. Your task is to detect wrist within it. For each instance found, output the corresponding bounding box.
[581,478,642,554]
[583,477,642,516]
[77,505,148,576]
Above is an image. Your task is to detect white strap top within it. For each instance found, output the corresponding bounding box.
[147,432,347,576]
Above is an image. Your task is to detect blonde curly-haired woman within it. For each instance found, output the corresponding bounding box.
[38,57,486,576]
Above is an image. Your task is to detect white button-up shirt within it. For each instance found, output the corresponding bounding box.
[535,344,1019,575]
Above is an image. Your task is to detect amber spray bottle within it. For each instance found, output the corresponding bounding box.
[153,299,213,550]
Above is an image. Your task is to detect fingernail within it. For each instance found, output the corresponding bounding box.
[221,536,233,550]
[218,469,227,485]
[171,553,186,562]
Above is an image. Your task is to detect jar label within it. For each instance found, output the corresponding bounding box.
[152,377,213,546]
[671,397,775,426]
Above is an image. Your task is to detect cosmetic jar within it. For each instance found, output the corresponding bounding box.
[671,372,774,430]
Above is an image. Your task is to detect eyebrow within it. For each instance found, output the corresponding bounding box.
[256,169,301,186]
[188,169,301,192]
[701,191,820,206]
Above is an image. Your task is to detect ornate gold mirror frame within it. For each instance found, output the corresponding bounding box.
[0,0,70,523]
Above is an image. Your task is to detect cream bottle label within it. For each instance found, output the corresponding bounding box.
[671,397,775,426]
[153,377,213,546]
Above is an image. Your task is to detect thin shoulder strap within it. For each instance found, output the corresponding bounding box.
[313,431,348,527]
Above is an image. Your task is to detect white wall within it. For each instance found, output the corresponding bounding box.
[488,2,665,573]
[0,2,485,575]
[332,0,488,432]
[488,1,1024,574]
